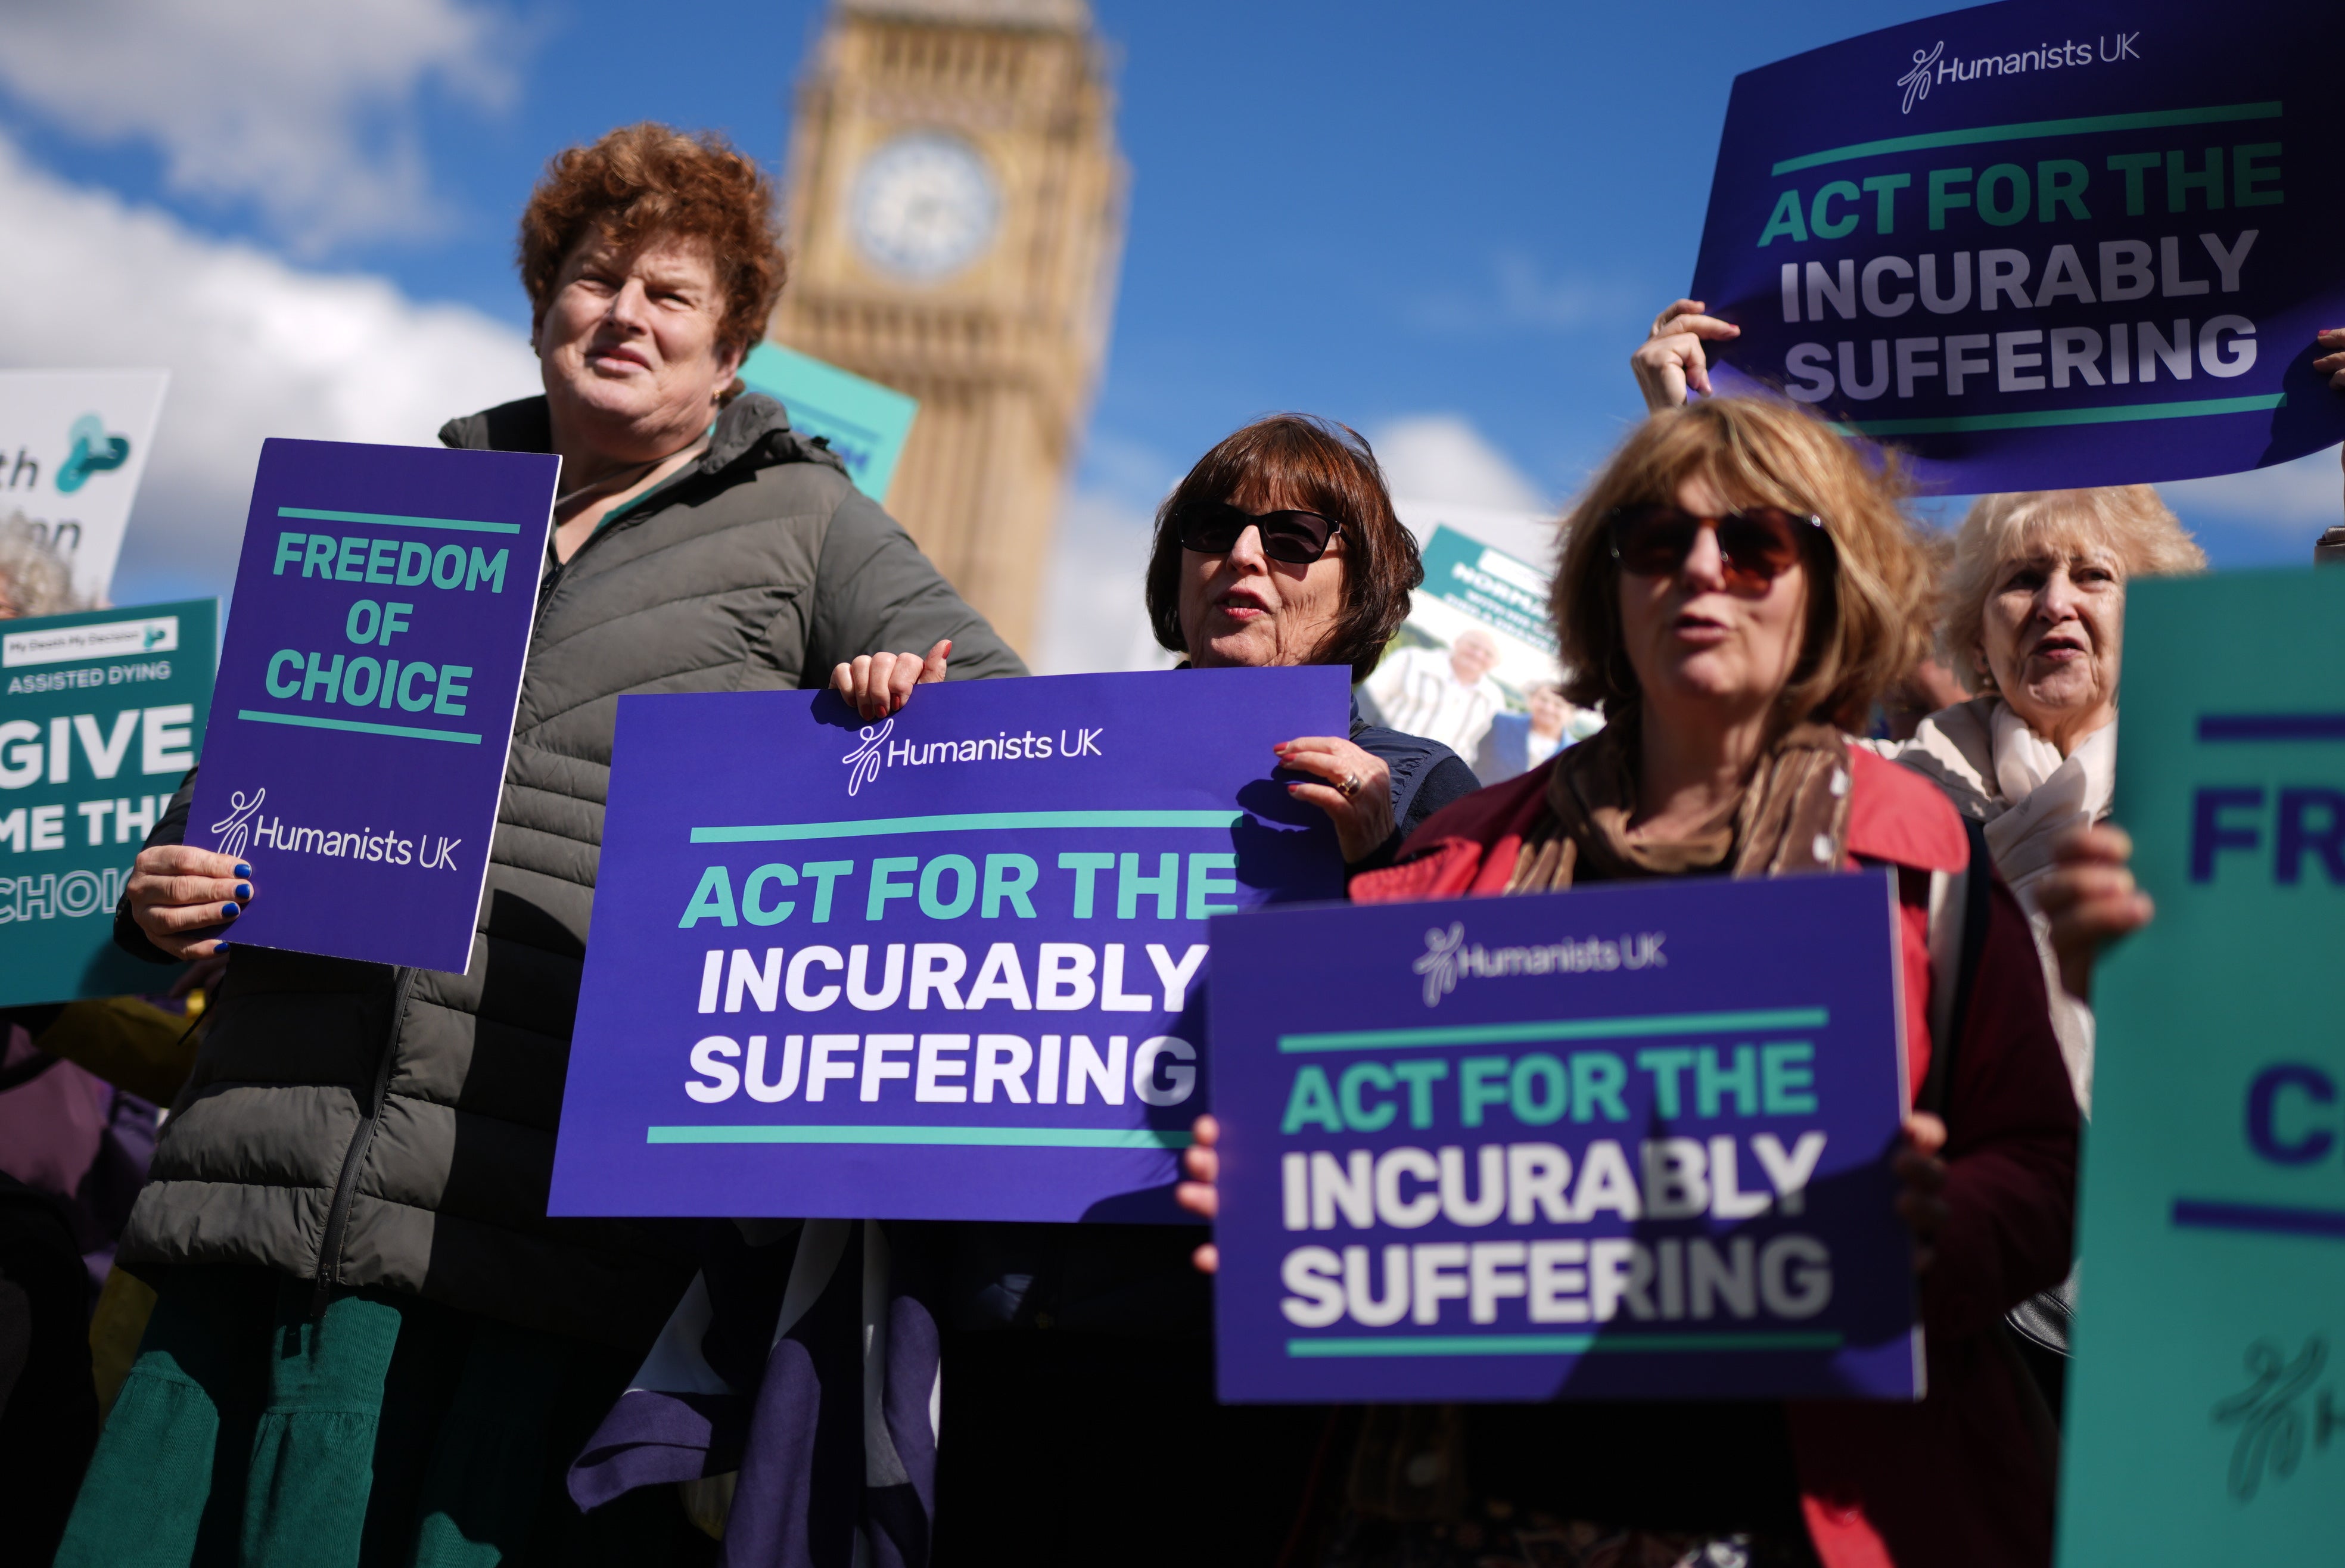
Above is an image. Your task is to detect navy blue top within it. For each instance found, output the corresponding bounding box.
[1348,692,1481,867]
[941,686,1487,1337]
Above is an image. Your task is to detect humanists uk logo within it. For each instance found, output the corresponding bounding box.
[838,715,1106,798]
[211,785,464,872]
[1895,32,2141,115]
[1412,921,1668,1008]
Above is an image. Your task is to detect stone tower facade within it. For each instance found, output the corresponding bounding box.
[771,0,1128,656]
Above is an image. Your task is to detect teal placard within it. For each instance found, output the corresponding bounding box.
[0,598,215,1004]
[738,343,918,503]
[1417,524,1559,657]
[2058,569,2345,1561]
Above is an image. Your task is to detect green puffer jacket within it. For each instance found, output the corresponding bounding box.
[114,393,1026,1346]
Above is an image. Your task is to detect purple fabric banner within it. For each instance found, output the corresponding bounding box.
[188,438,557,972]
[1208,873,1921,1404]
[1690,0,2345,491]
[548,667,1348,1223]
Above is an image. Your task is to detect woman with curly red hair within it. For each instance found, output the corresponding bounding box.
[69,123,1022,1566]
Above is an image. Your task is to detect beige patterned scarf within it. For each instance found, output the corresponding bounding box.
[1504,715,1855,894]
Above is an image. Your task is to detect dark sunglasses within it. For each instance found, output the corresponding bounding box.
[1177,501,1342,565]
[1605,503,1827,591]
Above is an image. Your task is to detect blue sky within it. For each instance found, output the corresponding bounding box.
[2,0,2331,662]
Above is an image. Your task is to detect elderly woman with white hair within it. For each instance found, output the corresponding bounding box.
[1886,487,2203,1110]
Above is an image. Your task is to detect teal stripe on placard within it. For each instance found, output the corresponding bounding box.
[236,709,482,744]
[1771,101,2282,174]
[1834,394,2284,439]
[278,505,523,535]
[1287,1331,1845,1358]
[1278,1007,1828,1054]
[646,1124,1193,1149]
[691,809,1244,844]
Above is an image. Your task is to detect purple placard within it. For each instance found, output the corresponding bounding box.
[549,667,1349,1222]
[1689,0,2345,491]
[189,438,558,972]
[1208,873,1921,1404]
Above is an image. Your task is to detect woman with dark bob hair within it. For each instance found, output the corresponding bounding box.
[856,412,1482,860]
[867,413,1480,1561]
[75,123,1021,1564]
[1141,412,1483,860]
[1182,397,2079,1568]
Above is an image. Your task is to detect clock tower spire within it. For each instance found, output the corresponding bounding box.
[772,0,1128,657]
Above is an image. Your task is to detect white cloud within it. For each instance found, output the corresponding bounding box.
[1408,250,1629,336]
[0,0,517,251]
[1373,415,1547,514]
[0,133,541,604]
[2160,446,2342,538]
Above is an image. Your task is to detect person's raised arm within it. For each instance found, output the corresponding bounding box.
[1630,298,1741,413]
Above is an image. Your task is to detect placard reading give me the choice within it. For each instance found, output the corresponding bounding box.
[549,667,1348,1224]
[1209,873,1920,1404]
[190,438,558,973]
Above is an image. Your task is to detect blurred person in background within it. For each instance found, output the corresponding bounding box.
[0,514,82,618]
[1183,397,2079,1568]
[1873,530,1971,742]
[1361,624,1506,759]
[63,122,1022,1568]
[1473,679,1601,783]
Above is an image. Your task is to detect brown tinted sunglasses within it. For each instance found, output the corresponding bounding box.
[1606,503,1827,592]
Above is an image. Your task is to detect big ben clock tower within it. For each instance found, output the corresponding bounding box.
[771,0,1128,656]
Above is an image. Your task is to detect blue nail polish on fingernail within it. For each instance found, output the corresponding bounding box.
[235,863,251,878]
[221,903,240,918]
[236,883,252,900]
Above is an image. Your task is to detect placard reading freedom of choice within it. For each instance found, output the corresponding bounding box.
[1690,0,2345,491]
[1208,873,1921,1404]
[549,668,1349,1224]
[191,438,558,973]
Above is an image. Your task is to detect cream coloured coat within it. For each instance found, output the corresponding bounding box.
[1875,695,2111,1111]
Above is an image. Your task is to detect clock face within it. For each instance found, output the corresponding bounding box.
[848,132,1001,283]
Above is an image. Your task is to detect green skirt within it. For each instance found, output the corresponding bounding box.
[57,1265,702,1568]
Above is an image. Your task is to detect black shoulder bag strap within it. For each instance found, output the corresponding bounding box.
[1918,817,1995,1120]
[1924,819,2070,1469]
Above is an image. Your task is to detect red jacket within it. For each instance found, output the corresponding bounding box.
[1351,748,2079,1568]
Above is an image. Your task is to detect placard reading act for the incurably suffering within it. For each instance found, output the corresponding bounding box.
[1690,0,2345,492]
[1208,873,1920,1404]
[549,667,1349,1223]
[189,438,558,972]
